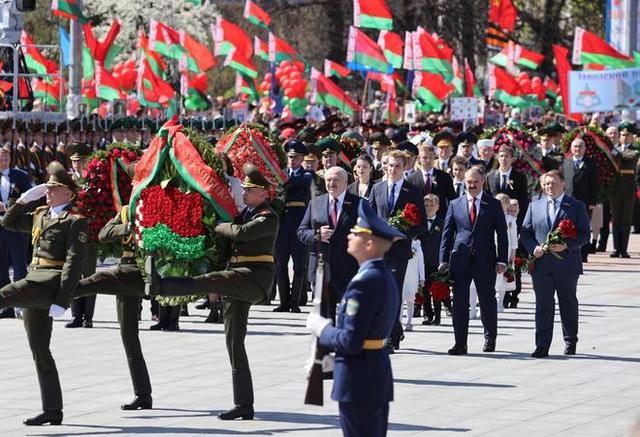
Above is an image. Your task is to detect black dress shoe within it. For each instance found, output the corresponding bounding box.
[596,244,607,252]
[589,241,597,254]
[23,410,63,426]
[272,305,290,312]
[290,305,301,313]
[421,318,433,325]
[531,347,549,358]
[65,318,83,328]
[149,322,165,331]
[620,252,631,259]
[610,251,621,258]
[195,300,210,310]
[564,344,576,355]
[448,344,467,355]
[83,320,93,328]
[385,340,395,354]
[218,404,254,420]
[180,306,189,316]
[0,308,15,319]
[433,317,441,326]
[121,395,153,410]
[483,340,496,352]
[166,323,180,331]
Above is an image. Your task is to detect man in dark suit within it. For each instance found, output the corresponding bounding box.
[298,166,362,321]
[0,145,32,318]
[562,138,598,262]
[408,144,455,217]
[521,170,590,358]
[439,167,508,355]
[370,150,426,351]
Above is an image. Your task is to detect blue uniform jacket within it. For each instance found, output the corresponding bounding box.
[319,259,398,404]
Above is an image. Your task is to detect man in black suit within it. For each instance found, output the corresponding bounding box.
[370,150,426,351]
[298,166,361,321]
[486,145,530,227]
[562,138,598,262]
[408,144,455,217]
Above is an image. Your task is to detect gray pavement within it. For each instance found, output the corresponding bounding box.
[1,237,640,436]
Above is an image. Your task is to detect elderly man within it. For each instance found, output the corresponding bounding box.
[439,167,508,355]
[0,161,88,426]
[433,131,455,173]
[521,170,590,357]
[471,139,497,172]
[298,166,362,321]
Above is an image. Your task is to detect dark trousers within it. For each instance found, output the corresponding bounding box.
[275,209,306,306]
[224,299,254,405]
[387,258,408,347]
[339,401,389,437]
[531,271,579,349]
[598,201,611,248]
[0,230,28,287]
[422,265,450,320]
[452,258,498,346]
[71,245,98,322]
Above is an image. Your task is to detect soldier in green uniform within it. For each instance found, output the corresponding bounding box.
[610,122,640,258]
[0,161,88,426]
[71,203,153,410]
[145,164,279,421]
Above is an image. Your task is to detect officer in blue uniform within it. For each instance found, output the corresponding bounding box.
[274,139,314,313]
[306,201,404,437]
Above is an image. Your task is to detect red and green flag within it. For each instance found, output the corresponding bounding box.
[488,0,517,33]
[181,72,210,111]
[451,57,464,96]
[33,77,64,109]
[20,31,58,76]
[224,48,258,78]
[489,65,526,107]
[212,17,253,59]
[95,63,124,101]
[137,58,175,108]
[181,33,216,73]
[311,68,361,116]
[324,59,351,79]
[52,0,87,23]
[268,32,299,63]
[543,76,559,98]
[353,0,393,30]
[346,26,392,74]
[412,71,454,112]
[149,20,185,60]
[554,44,581,120]
[84,20,122,70]
[490,43,544,70]
[412,28,454,81]
[254,36,269,61]
[572,27,634,69]
[464,58,481,97]
[138,31,167,77]
[235,73,260,101]
[378,30,404,69]
[244,0,271,29]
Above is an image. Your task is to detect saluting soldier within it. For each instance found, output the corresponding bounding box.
[306,201,404,437]
[146,164,279,421]
[0,161,88,426]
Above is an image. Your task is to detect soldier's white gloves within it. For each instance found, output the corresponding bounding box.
[48,304,66,318]
[17,184,47,204]
[306,312,331,337]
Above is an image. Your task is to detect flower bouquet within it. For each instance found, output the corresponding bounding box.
[429,269,453,302]
[130,120,239,306]
[522,218,578,273]
[76,143,142,260]
[388,203,421,233]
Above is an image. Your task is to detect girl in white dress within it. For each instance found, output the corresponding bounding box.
[495,194,518,312]
[401,238,425,331]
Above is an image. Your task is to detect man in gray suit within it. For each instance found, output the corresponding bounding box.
[521,170,590,358]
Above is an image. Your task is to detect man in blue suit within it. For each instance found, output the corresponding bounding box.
[520,170,590,358]
[0,146,32,318]
[297,167,361,321]
[306,201,404,437]
[439,167,508,355]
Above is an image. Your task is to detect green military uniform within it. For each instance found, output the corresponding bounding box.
[0,162,88,421]
[149,165,278,419]
[610,144,640,256]
[72,206,152,405]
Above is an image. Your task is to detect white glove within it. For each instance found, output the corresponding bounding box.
[17,184,47,204]
[306,312,331,338]
[48,304,66,318]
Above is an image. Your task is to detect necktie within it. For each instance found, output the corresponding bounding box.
[456,182,463,197]
[547,199,555,228]
[329,198,338,228]
[388,182,396,212]
[501,174,507,191]
[469,197,477,225]
[424,173,431,193]
[574,159,580,171]
[427,219,433,232]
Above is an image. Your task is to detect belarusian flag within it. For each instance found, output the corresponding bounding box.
[254,36,269,61]
[33,78,63,109]
[235,73,260,101]
[464,58,481,97]
[224,48,258,78]
[212,17,253,59]
[52,0,87,23]
[412,71,454,112]
[489,65,526,107]
[311,68,361,116]
[244,0,271,29]
[20,31,58,76]
[554,44,581,119]
[543,76,559,98]
[451,57,463,96]
[378,30,403,69]
[95,64,124,101]
[82,79,98,111]
[181,72,210,111]
[572,27,634,69]
[182,33,216,73]
[268,32,299,63]
[488,0,517,33]
[138,31,167,77]
[353,0,393,30]
[137,58,174,107]
[149,20,185,60]
[490,44,544,70]
[412,28,454,81]
[84,21,121,69]
[324,59,351,79]
[346,26,392,74]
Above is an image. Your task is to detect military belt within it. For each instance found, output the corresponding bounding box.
[229,255,274,264]
[362,339,386,350]
[619,169,635,175]
[286,201,306,207]
[31,257,65,267]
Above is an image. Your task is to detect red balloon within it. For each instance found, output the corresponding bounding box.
[289,71,302,81]
[264,72,272,82]
[531,76,542,86]
[520,80,532,94]
[518,72,529,81]
[281,78,292,90]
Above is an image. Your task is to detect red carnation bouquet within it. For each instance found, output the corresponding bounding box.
[523,218,578,273]
[389,203,421,233]
[429,269,454,302]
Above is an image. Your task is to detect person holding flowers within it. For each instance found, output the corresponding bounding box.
[521,170,590,358]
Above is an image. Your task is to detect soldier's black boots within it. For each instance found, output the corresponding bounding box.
[218,404,254,420]
[121,395,153,410]
[144,255,160,296]
[65,318,83,328]
[23,410,63,426]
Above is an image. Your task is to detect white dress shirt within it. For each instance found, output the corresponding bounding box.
[547,193,565,224]
[465,190,483,216]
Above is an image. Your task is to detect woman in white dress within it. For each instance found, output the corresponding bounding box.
[400,238,425,331]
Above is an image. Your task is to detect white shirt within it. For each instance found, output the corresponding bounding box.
[547,193,564,224]
[465,190,483,216]
[329,190,347,222]
[0,168,10,203]
[425,215,437,232]
[453,179,465,197]
[387,179,403,210]
[50,203,70,218]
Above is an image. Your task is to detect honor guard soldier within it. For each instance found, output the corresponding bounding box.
[316,136,341,179]
[433,131,456,173]
[0,161,88,426]
[146,164,279,421]
[274,139,313,313]
[306,201,404,437]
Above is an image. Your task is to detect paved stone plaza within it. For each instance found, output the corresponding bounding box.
[2,237,640,436]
